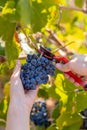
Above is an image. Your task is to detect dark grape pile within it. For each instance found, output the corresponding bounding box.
[30,100,51,127]
[20,54,55,90]
[81,108,87,117]
[80,108,87,129]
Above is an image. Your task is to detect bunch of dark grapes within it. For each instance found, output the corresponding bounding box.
[81,108,87,117]
[80,108,87,129]
[30,100,51,127]
[20,54,55,90]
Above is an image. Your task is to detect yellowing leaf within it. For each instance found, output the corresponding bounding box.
[2,1,15,15]
[55,74,68,105]
[3,82,10,97]
[56,112,82,130]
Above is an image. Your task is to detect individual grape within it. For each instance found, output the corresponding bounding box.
[30,100,51,127]
[30,78,36,85]
[35,76,41,83]
[37,58,42,66]
[35,66,42,73]
[21,64,28,70]
[31,59,37,65]
[20,53,55,90]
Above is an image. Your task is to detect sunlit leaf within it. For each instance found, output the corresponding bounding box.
[0,17,20,66]
[56,112,82,129]
[75,0,83,8]
[3,82,10,97]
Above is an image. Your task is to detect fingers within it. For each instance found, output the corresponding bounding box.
[11,60,21,79]
[10,60,24,98]
[26,86,39,102]
[25,86,39,110]
[26,85,39,98]
[56,63,70,72]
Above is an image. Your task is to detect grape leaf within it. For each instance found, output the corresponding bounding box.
[52,103,61,119]
[61,10,74,23]
[38,86,49,99]
[0,0,7,11]
[48,84,60,100]
[78,45,87,54]
[16,0,31,25]
[0,19,19,66]
[21,0,59,32]
[47,125,58,130]
[1,0,19,22]
[0,46,5,56]
[75,0,83,8]
[63,121,82,130]
[75,91,87,113]
[0,98,9,126]
[56,112,82,130]
[54,73,77,105]
[0,0,20,66]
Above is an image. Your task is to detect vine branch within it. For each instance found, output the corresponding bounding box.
[83,0,87,12]
[46,29,74,56]
[59,6,87,13]
[58,0,87,19]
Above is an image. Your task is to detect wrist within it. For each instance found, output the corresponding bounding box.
[6,103,30,130]
[9,99,30,118]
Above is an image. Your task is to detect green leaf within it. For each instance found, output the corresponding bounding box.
[0,0,7,12]
[0,0,21,66]
[48,85,60,100]
[0,17,20,66]
[56,112,82,130]
[47,125,58,130]
[1,1,19,22]
[0,63,9,74]
[75,91,87,113]
[0,46,5,56]
[52,103,61,119]
[38,86,49,99]
[78,45,87,54]
[61,10,74,23]
[63,122,82,130]
[0,120,6,126]
[0,98,9,126]
[54,73,77,105]
[16,0,31,25]
[75,0,83,8]
[22,0,59,32]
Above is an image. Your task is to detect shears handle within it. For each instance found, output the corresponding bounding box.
[54,56,87,90]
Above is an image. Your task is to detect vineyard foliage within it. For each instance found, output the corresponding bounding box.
[0,0,87,130]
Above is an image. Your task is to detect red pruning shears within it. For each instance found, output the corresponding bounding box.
[38,46,87,90]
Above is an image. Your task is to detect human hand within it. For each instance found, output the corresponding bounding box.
[6,60,39,130]
[56,54,87,76]
[10,60,39,113]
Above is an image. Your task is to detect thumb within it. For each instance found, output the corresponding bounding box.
[56,63,70,72]
[12,60,21,77]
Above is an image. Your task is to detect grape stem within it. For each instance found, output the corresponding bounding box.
[59,6,86,13]
[19,23,38,49]
[46,29,74,56]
